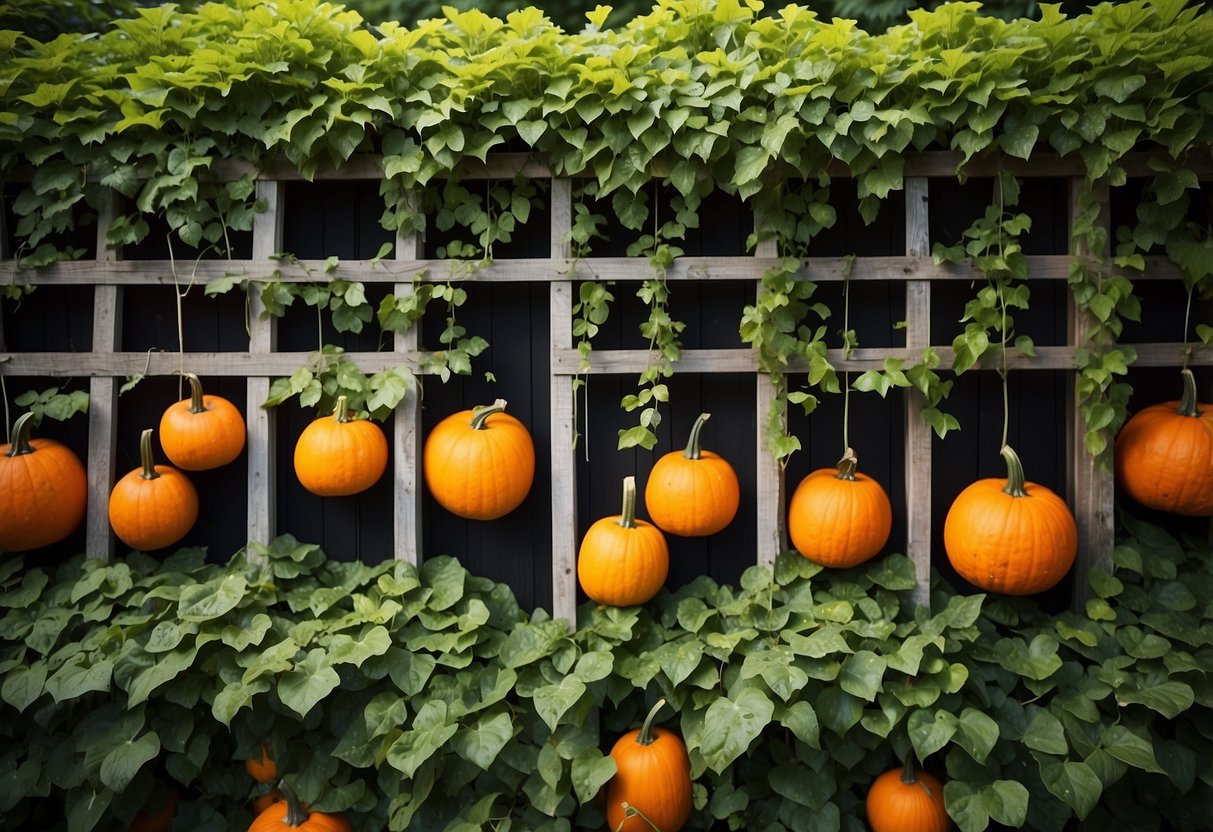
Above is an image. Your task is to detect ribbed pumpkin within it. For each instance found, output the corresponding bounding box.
[245,744,277,783]
[423,398,535,520]
[249,782,350,832]
[0,412,87,552]
[944,445,1077,595]
[1115,368,1213,516]
[606,699,693,832]
[644,412,740,536]
[159,373,246,470]
[578,476,668,606]
[294,396,388,497]
[787,448,893,568]
[865,757,950,832]
[108,429,199,551]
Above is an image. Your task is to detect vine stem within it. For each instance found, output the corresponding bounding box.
[2,373,9,445]
[1181,281,1194,371]
[997,172,1010,454]
[842,255,852,454]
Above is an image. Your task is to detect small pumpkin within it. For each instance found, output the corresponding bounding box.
[245,743,277,783]
[423,398,535,520]
[606,699,693,832]
[108,428,199,551]
[865,757,950,832]
[0,412,87,552]
[159,372,246,470]
[644,412,740,537]
[294,396,388,497]
[129,787,178,832]
[578,476,669,606]
[249,781,350,832]
[944,445,1077,595]
[253,788,285,815]
[787,447,893,568]
[1115,368,1213,516]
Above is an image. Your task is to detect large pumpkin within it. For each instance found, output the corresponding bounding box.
[865,757,950,832]
[606,699,693,832]
[644,412,740,536]
[787,448,892,568]
[944,445,1077,595]
[423,398,535,520]
[249,782,350,832]
[578,476,668,606]
[109,429,199,551]
[0,412,87,552]
[294,396,388,497]
[159,372,246,470]
[1115,368,1213,516]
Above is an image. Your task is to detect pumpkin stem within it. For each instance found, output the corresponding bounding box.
[470,398,508,430]
[682,412,711,460]
[5,412,36,457]
[1177,368,1199,418]
[331,395,351,424]
[1000,444,1028,498]
[835,447,858,481]
[899,753,920,786]
[277,780,309,827]
[636,697,666,746]
[138,429,161,480]
[183,372,207,414]
[617,475,638,530]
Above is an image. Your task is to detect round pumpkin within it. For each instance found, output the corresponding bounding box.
[0,412,87,552]
[578,476,669,606]
[253,788,285,815]
[159,372,246,470]
[423,398,535,520]
[787,448,893,568]
[645,412,740,536]
[294,396,388,497]
[1115,368,1213,516]
[606,699,693,832]
[245,743,277,783]
[866,758,950,832]
[249,782,350,832]
[129,787,177,832]
[944,445,1077,595]
[108,429,199,551]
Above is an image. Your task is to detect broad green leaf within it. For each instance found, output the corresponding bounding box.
[534,675,586,732]
[99,731,160,791]
[571,746,616,804]
[698,687,774,772]
[1041,761,1102,819]
[1024,709,1068,755]
[1116,681,1194,718]
[279,648,341,717]
[177,574,247,622]
[453,712,514,770]
[908,708,958,761]
[954,708,999,764]
[838,650,886,701]
[1101,725,1165,774]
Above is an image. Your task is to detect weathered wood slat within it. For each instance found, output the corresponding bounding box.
[753,235,785,566]
[1066,180,1116,610]
[903,177,933,609]
[246,181,283,553]
[549,179,579,628]
[393,207,423,566]
[0,254,1190,286]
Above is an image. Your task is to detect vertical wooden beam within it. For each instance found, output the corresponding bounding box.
[549,179,578,627]
[85,191,123,561]
[1067,178,1115,609]
[0,188,8,350]
[754,234,785,566]
[393,201,423,565]
[247,180,283,554]
[903,177,933,608]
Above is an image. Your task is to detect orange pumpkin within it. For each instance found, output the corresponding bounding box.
[159,373,246,470]
[606,699,692,832]
[0,412,87,552]
[644,412,740,537]
[294,396,388,497]
[423,398,535,520]
[108,429,199,551]
[865,757,950,832]
[944,445,1077,595]
[249,782,350,832]
[1115,368,1213,516]
[787,448,892,568]
[245,743,277,783]
[129,788,177,832]
[253,788,285,815]
[578,476,668,606]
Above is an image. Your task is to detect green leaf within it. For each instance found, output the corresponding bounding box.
[534,676,586,732]
[908,708,958,761]
[278,648,341,717]
[698,687,774,772]
[1041,760,1102,819]
[99,731,160,791]
[44,655,112,703]
[954,708,999,764]
[981,780,1028,828]
[777,701,821,749]
[453,712,514,770]
[1024,709,1068,755]
[387,702,459,778]
[177,574,247,622]
[1116,681,1194,717]
[944,781,990,832]
[571,746,616,804]
[1101,725,1165,774]
[838,650,886,701]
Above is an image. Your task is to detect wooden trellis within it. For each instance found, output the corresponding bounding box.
[2,151,1210,624]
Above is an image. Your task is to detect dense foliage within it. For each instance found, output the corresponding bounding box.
[0,519,1209,831]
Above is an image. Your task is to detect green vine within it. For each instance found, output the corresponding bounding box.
[263,345,413,422]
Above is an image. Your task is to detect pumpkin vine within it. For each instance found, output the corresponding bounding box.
[568,181,612,455]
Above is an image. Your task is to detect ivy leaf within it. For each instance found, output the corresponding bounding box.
[533,676,586,733]
[453,712,514,771]
[1101,725,1165,774]
[1024,708,1068,755]
[1115,680,1194,718]
[278,648,341,717]
[698,687,774,773]
[954,708,1000,764]
[177,574,247,622]
[571,747,616,804]
[838,650,886,701]
[99,731,160,791]
[908,708,958,761]
[981,781,1028,828]
[1041,761,1102,819]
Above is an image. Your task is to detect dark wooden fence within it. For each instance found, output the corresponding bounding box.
[2,152,1210,619]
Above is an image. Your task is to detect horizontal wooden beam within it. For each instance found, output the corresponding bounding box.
[0,255,1189,286]
[3,342,1206,378]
